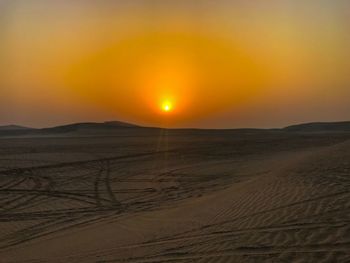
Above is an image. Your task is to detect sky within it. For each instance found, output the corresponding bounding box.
[1,0,350,128]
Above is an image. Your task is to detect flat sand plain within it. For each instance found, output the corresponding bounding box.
[0,129,349,262]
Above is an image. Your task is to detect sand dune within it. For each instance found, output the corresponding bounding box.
[0,130,349,262]
[284,121,350,132]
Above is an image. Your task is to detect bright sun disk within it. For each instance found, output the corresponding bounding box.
[162,101,172,112]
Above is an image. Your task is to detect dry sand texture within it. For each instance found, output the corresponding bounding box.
[0,130,349,262]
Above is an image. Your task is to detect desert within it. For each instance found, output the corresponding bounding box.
[0,122,349,262]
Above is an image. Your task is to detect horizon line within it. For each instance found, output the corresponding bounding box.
[1,119,350,131]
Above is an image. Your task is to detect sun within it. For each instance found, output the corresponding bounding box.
[162,101,173,112]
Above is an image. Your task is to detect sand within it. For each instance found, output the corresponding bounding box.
[0,129,349,262]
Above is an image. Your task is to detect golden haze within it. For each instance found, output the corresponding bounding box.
[1,1,350,128]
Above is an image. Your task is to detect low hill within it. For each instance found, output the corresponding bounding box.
[0,121,142,137]
[0,125,35,136]
[0,125,32,131]
[40,121,140,133]
[1,121,350,137]
[284,121,350,132]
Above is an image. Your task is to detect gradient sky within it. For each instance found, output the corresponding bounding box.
[1,0,349,128]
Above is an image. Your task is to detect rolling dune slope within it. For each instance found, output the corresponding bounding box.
[0,130,349,262]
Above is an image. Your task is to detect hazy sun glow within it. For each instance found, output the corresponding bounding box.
[2,1,350,128]
[162,101,172,112]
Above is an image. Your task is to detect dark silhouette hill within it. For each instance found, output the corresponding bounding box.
[0,125,32,131]
[0,125,35,136]
[284,121,350,132]
[0,121,141,137]
[40,121,140,133]
[1,121,350,137]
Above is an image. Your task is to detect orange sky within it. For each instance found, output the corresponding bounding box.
[1,0,350,128]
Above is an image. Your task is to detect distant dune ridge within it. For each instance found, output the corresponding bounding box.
[0,125,32,131]
[1,121,350,137]
[0,125,35,136]
[0,121,141,137]
[284,121,350,132]
[40,121,140,133]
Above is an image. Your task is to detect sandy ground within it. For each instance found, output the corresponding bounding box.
[0,129,349,262]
